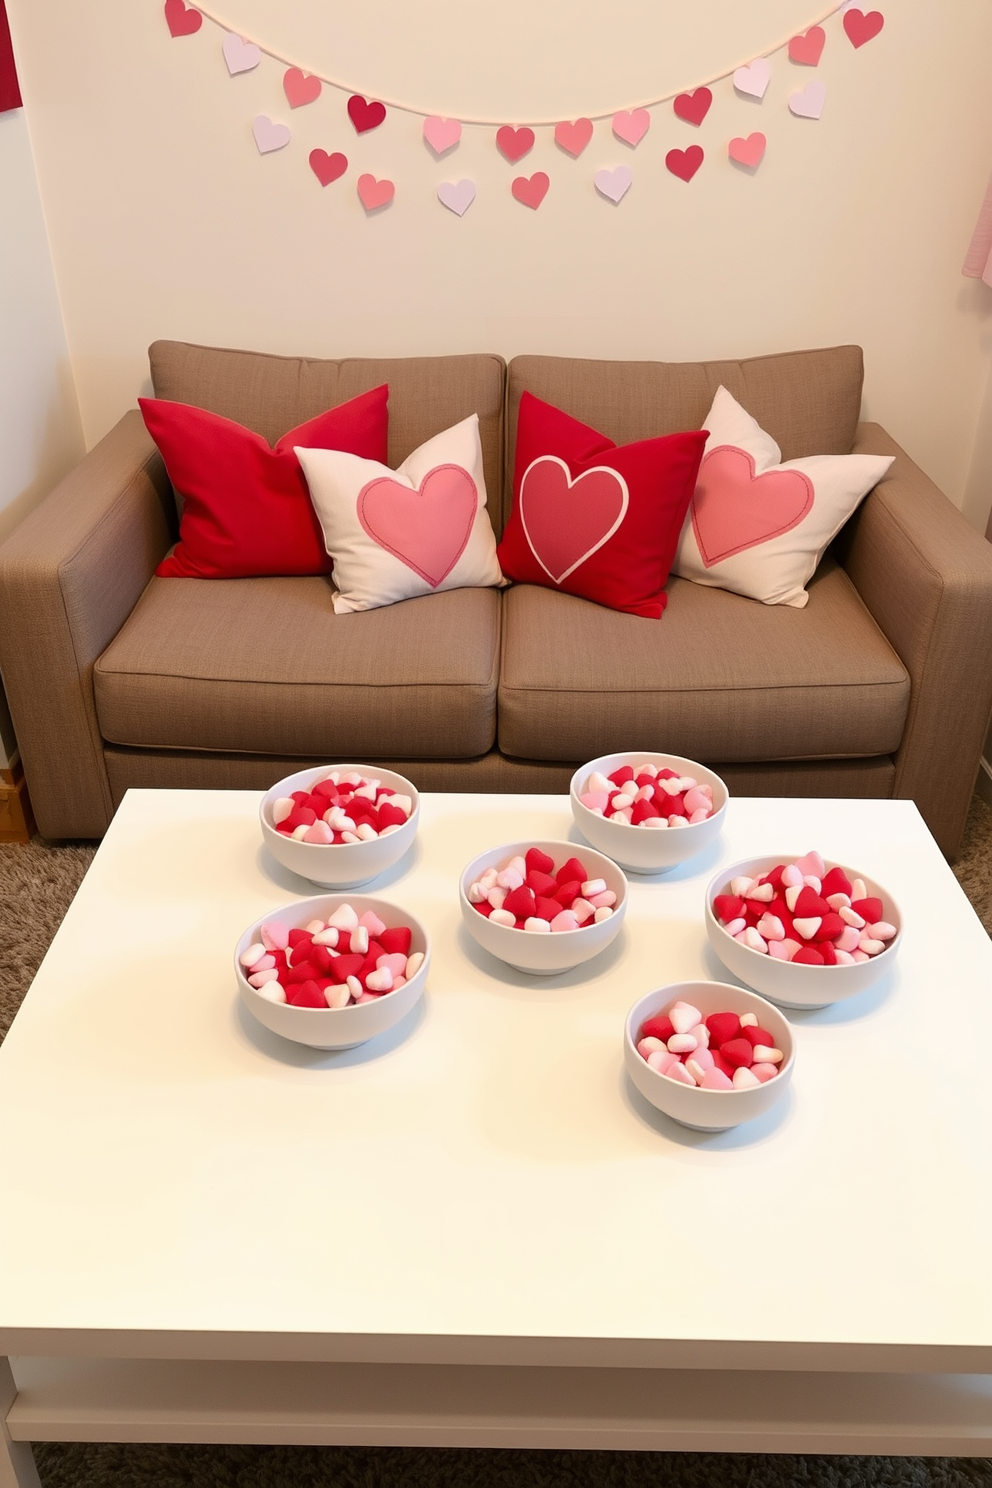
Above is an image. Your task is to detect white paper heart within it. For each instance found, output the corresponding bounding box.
[733,58,771,98]
[437,179,476,216]
[222,33,260,75]
[252,115,292,154]
[594,166,632,204]
[789,80,826,119]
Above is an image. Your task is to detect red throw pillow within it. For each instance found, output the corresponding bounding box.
[497,392,707,618]
[143,385,389,579]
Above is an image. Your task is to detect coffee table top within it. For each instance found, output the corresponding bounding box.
[1,789,990,1371]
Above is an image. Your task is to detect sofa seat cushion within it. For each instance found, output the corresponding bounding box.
[498,559,909,764]
[94,577,500,758]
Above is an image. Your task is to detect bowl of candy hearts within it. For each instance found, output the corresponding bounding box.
[235,893,430,1050]
[705,850,901,1010]
[459,841,628,976]
[624,981,795,1131]
[570,752,728,873]
[260,765,419,888]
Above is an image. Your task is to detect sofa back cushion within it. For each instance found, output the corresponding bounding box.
[504,345,864,533]
[148,341,507,530]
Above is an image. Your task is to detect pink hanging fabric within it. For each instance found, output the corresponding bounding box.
[963,170,992,288]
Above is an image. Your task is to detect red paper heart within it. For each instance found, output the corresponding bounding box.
[497,125,535,163]
[284,68,322,108]
[357,464,478,587]
[691,446,815,566]
[511,172,549,209]
[554,118,594,157]
[673,87,712,126]
[843,8,884,47]
[348,95,386,133]
[788,26,825,64]
[357,174,394,210]
[164,0,201,37]
[665,145,703,182]
[309,149,347,186]
[519,456,628,582]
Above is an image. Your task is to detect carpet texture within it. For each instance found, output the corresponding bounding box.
[2,796,991,1488]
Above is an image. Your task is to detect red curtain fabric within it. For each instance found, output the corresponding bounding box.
[0,0,22,112]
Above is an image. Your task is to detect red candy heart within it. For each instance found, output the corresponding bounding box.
[720,1038,755,1069]
[714,894,744,923]
[378,926,412,956]
[377,802,409,829]
[553,880,582,907]
[814,912,846,943]
[525,847,556,875]
[608,766,635,787]
[534,897,562,922]
[288,980,327,1008]
[793,886,829,919]
[526,870,559,897]
[641,1014,675,1042]
[328,954,364,983]
[792,947,824,965]
[741,1024,774,1048]
[556,857,589,886]
[705,1011,741,1047]
[852,897,883,924]
[820,866,852,898]
[502,885,537,919]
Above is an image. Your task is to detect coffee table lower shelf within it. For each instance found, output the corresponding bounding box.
[6,1357,992,1459]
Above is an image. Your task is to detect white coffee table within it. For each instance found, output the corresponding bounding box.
[2,789,991,1483]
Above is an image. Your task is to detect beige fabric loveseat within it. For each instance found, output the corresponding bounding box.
[2,339,992,859]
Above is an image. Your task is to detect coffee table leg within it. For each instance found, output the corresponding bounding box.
[1,1361,41,1488]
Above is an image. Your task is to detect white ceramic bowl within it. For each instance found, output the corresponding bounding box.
[570,752,728,873]
[705,854,901,1010]
[460,839,628,976]
[624,981,795,1131]
[260,764,419,888]
[235,892,430,1050]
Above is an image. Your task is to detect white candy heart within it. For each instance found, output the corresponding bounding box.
[405,951,425,977]
[739,1013,758,1027]
[489,908,515,926]
[593,906,614,922]
[350,926,370,956]
[524,917,551,932]
[257,981,288,1004]
[240,942,267,968]
[744,882,774,902]
[792,916,821,940]
[752,1045,783,1064]
[325,983,350,1009]
[742,927,768,953]
[732,1066,761,1088]
[271,797,294,824]
[328,904,359,932]
[756,913,785,941]
[365,967,394,992]
[670,1002,702,1033]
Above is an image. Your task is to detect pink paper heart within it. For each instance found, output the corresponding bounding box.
[612,109,650,147]
[309,149,347,186]
[348,95,387,133]
[423,117,462,155]
[357,464,478,587]
[728,132,766,168]
[665,145,703,182]
[691,446,815,566]
[554,118,593,157]
[788,80,826,119]
[733,58,771,98]
[512,172,549,209]
[843,9,884,47]
[497,126,535,163]
[164,0,201,37]
[673,88,712,126]
[252,116,291,154]
[788,26,825,65]
[222,33,260,74]
[519,456,629,583]
[284,68,321,108]
[594,165,632,204]
[437,179,476,216]
[357,174,394,210]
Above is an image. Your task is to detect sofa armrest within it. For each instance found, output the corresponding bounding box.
[838,422,992,858]
[0,411,174,838]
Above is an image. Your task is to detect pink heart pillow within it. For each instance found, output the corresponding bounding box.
[673,387,894,607]
[497,393,707,619]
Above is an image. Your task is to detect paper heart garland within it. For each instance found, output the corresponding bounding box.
[612,109,650,147]
[519,457,630,584]
[788,26,825,65]
[843,8,884,46]
[423,117,462,155]
[284,69,321,108]
[497,126,535,163]
[728,132,766,168]
[691,446,814,567]
[733,59,771,99]
[512,172,549,209]
[594,166,632,204]
[222,33,259,74]
[555,118,593,157]
[357,174,394,210]
[789,80,826,119]
[252,116,291,154]
[164,0,201,37]
[438,179,476,216]
[309,149,348,186]
[358,465,478,588]
[348,95,386,133]
[673,88,712,126]
[665,146,703,182]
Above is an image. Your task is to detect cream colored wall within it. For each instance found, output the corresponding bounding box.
[7,0,992,534]
[0,106,84,768]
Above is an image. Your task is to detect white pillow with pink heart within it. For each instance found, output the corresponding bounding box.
[673,386,894,608]
[296,414,503,613]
